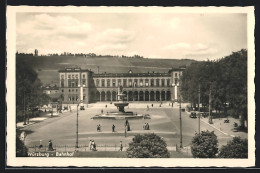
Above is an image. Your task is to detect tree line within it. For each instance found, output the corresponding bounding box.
[180,49,247,127]
[16,51,144,59]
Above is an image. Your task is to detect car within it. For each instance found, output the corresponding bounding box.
[80,106,85,110]
[189,112,197,118]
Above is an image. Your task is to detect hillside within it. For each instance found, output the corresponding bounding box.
[16,55,196,85]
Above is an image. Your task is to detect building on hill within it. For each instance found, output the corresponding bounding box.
[58,67,185,105]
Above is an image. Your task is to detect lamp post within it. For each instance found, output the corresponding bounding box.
[179,88,183,148]
[209,85,212,124]
[75,84,85,149]
[198,83,201,135]
[75,97,80,149]
[172,82,182,148]
[51,102,53,117]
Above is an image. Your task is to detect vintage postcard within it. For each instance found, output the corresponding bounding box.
[6,6,255,167]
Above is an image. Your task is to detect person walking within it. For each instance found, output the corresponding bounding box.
[119,141,123,151]
[89,140,92,150]
[101,109,103,114]
[48,140,54,151]
[112,124,115,132]
[92,140,96,151]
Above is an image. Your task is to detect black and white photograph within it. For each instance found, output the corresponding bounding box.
[6,6,255,167]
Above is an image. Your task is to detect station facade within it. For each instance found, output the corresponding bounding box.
[58,67,185,104]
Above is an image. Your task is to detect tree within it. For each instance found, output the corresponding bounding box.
[218,137,248,158]
[16,135,28,157]
[16,58,50,123]
[126,133,170,158]
[191,130,218,158]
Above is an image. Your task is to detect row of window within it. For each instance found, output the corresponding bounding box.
[61,74,86,79]
[67,96,85,101]
[60,79,86,87]
[60,79,178,88]
[61,89,86,93]
[95,79,172,87]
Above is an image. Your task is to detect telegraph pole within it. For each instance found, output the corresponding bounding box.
[198,84,201,135]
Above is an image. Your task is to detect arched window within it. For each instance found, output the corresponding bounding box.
[161,79,165,87]
[140,79,143,87]
[96,79,99,87]
[129,79,132,87]
[167,79,170,86]
[102,79,105,87]
[107,79,111,87]
[156,79,160,86]
[150,79,154,87]
[145,79,149,87]
[61,79,64,87]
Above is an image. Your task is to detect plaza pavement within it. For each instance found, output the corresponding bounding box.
[18,102,247,155]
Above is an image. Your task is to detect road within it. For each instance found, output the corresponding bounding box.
[21,103,233,149]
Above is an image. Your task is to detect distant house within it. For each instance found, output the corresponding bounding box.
[42,85,61,100]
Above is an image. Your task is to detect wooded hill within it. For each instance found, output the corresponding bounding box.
[16,55,196,85]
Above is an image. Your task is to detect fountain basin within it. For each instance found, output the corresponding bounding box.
[91,113,150,120]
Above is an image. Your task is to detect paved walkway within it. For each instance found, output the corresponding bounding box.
[200,116,247,139]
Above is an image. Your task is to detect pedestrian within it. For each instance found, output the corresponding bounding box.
[112,124,115,132]
[105,104,107,108]
[146,123,150,130]
[172,102,173,107]
[119,141,123,151]
[125,120,129,126]
[143,123,147,130]
[99,124,101,131]
[169,103,170,106]
[101,109,103,114]
[147,105,149,111]
[48,140,53,151]
[89,140,92,150]
[92,141,96,151]
[151,104,153,107]
[39,140,43,149]
[97,125,100,132]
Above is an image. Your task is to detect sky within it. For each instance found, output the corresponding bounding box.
[16,12,247,60]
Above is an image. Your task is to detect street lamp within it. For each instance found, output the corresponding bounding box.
[198,83,201,135]
[75,84,85,149]
[179,88,183,148]
[172,82,182,148]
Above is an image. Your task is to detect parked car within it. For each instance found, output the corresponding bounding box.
[80,106,85,110]
[189,112,197,118]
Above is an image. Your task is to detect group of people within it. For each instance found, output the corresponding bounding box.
[97,124,102,132]
[89,140,97,151]
[143,123,150,130]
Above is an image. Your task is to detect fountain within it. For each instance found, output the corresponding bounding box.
[91,86,150,120]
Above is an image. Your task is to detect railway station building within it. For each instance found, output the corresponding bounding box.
[58,67,185,104]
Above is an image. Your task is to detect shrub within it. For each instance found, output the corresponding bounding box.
[191,130,218,158]
[16,135,28,157]
[126,133,170,158]
[218,137,248,158]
